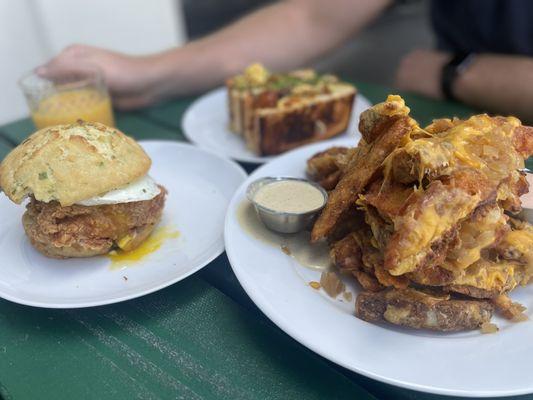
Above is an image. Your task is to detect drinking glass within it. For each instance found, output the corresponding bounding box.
[19,65,114,129]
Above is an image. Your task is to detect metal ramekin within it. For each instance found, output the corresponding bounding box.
[246,177,328,234]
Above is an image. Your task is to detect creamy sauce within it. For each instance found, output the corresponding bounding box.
[237,200,330,270]
[522,173,533,209]
[253,180,325,213]
[107,226,180,269]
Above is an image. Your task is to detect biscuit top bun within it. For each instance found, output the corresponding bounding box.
[0,121,151,206]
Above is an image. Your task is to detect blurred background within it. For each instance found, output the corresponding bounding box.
[1,0,432,125]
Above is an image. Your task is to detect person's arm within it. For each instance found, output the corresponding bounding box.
[39,0,390,109]
[395,50,533,123]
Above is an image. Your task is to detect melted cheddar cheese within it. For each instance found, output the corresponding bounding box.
[501,228,533,274]
[383,114,524,185]
[445,206,506,270]
[388,187,480,276]
[453,259,519,293]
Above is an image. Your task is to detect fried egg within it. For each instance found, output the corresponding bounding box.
[77,175,161,206]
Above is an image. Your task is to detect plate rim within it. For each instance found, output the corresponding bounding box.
[0,140,247,309]
[224,139,533,398]
[181,87,372,164]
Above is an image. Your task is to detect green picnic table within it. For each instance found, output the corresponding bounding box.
[0,82,531,400]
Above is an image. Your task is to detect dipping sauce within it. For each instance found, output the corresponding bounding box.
[236,200,331,271]
[254,180,325,213]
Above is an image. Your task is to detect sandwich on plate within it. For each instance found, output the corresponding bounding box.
[0,121,166,258]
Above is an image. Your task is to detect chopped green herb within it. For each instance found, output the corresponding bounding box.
[98,161,104,167]
[38,172,48,180]
[142,189,147,193]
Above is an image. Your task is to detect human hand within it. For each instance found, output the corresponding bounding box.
[395,49,450,100]
[37,44,162,109]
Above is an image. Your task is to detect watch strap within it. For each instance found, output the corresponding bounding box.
[441,53,475,101]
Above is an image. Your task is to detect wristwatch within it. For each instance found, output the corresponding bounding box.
[441,53,476,101]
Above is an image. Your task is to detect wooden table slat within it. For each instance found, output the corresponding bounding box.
[0,277,375,400]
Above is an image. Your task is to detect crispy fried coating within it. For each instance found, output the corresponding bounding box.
[415,213,531,297]
[362,179,415,221]
[356,288,493,331]
[511,125,533,158]
[492,294,528,321]
[384,115,531,186]
[447,286,499,299]
[331,229,407,290]
[447,259,525,298]
[311,116,414,242]
[309,95,533,331]
[306,146,352,190]
[492,219,533,272]
[358,94,411,144]
[444,203,509,270]
[406,263,456,287]
[362,206,393,250]
[424,118,463,134]
[498,172,529,213]
[353,271,384,292]
[384,169,493,276]
[325,208,366,243]
[331,233,366,273]
[23,188,166,258]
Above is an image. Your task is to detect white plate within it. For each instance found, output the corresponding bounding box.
[182,87,372,164]
[0,141,247,308]
[224,139,533,397]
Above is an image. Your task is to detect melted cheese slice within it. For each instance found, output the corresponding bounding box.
[387,186,480,276]
[453,259,519,293]
[445,206,506,270]
[383,114,523,184]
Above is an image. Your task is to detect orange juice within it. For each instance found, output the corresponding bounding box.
[31,89,114,129]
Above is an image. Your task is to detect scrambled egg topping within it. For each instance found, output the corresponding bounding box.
[244,63,270,85]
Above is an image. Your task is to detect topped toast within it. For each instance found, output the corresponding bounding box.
[227,63,356,155]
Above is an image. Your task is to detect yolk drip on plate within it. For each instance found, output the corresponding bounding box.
[107,226,180,269]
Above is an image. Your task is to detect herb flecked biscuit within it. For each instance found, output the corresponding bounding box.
[0,121,151,206]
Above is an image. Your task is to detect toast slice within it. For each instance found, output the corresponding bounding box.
[226,64,356,155]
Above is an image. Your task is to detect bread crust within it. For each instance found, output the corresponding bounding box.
[356,288,494,331]
[227,78,356,155]
[254,89,356,155]
[0,121,151,206]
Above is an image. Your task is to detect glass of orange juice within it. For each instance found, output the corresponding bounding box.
[19,65,115,129]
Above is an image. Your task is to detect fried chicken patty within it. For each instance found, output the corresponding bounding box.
[23,186,167,258]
